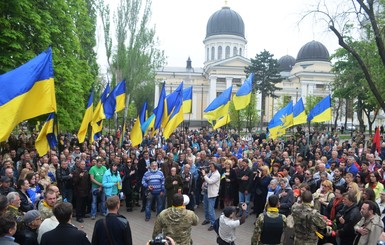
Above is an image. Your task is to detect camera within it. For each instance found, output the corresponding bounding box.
[236,202,244,213]
[198,166,210,173]
[149,233,168,245]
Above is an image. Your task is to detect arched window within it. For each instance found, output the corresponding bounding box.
[218,46,222,60]
[225,46,230,59]
[233,47,238,56]
[206,48,209,62]
[211,47,215,60]
[239,48,243,56]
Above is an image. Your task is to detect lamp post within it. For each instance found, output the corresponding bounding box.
[201,84,204,128]
[295,87,298,102]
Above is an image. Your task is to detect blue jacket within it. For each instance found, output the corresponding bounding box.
[102,169,122,197]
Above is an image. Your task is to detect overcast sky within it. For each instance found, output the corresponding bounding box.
[149,0,341,67]
[97,0,342,70]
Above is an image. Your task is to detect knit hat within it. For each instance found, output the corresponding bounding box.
[24,210,41,225]
[277,172,285,177]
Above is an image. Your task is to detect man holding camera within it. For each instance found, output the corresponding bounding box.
[201,162,220,231]
[217,203,247,245]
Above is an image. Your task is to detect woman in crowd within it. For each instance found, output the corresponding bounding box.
[332,167,345,189]
[253,165,271,216]
[102,162,122,198]
[277,177,294,216]
[219,159,237,207]
[18,161,34,180]
[38,167,51,191]
[25,172,42,206]
[313,180,335,215]
[354,171,366,189]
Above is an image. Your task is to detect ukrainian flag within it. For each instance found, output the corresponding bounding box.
[141,113,155,135]
[104,80,126,119]
[233,73,254,110]
[91,83,110,142]
[77,89,94,143]
[131,102,148,147]
[0,48,57,142]
[213,114,231,130]
[161,81,184,128]
[307,95,332,123]
[153,83,166,131]
[163,84,184,139]
[293,98,307,126]
[35,113,57,156]
[204,85,233,121]
[268,101,293,139]
[183,86,193,114]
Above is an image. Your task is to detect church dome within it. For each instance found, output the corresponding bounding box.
[278,55,296,71]
[296,40,329,62]
[206,6,245,38]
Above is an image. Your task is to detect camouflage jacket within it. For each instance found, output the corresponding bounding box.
[251,208,287,245]
[153,207,199,245]
[38,200,54,221]
[291,202,327,242]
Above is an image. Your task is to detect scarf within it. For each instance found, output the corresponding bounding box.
[330,197,343,220]
[267,207,279,213]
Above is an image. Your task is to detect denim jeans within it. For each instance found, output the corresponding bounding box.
[145,193,163,219]
[204,193,217,225]
[91,187,106,216]
[238,191,250,216]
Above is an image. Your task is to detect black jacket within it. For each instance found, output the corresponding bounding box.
[40,223,90,245]
[91,213,132,245]
[336,203,362,245]
[17,190,34,213]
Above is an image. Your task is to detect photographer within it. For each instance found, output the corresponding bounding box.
[217,203,247,245]
[201,162,220,231]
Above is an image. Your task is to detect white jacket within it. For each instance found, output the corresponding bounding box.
[204,170,220,198]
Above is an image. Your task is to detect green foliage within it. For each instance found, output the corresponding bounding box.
[245,50,282,127]
[229,93,259,133]
[0,0,98,133]
[305,95,322,113]
[98,0,165,123]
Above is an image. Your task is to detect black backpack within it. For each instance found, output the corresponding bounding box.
[213,217,220,235]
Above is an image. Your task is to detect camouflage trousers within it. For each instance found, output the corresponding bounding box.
[293,237,318,245]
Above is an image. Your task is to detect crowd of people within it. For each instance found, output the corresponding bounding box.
[2,127,385,244]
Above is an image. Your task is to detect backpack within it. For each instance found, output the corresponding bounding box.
[213,217,220,235]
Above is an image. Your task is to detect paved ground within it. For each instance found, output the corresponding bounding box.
[73,203,256,245]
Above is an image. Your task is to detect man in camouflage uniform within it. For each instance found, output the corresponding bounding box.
[291,190,331,245]
[251,195,286,245]
[152,193,199,245]
[38,190,57,221]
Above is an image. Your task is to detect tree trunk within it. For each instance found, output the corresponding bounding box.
[260,92,266,132]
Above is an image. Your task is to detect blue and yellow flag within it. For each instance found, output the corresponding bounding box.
[141,113,155,135]
[204,85,233,121]
[91,83,110,143]
[0,48,57,142]
[213,114,231,130]
[163,84,184,139]
[77,89,94,143]
[268,101,293,139]
[307,95,332,123]
[131,102,148,147]
[35,113,57,156]
[233,73,254,110]
[183,86,193,114]
[161,81,184,128]
[104,80,126,119]
[153,83,166,131]
[293,98,307,126]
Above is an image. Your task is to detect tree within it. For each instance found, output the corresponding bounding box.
[97,0,165,126]
[303,0,385,111]
[245,50,282,131]
[0,0,98,132]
